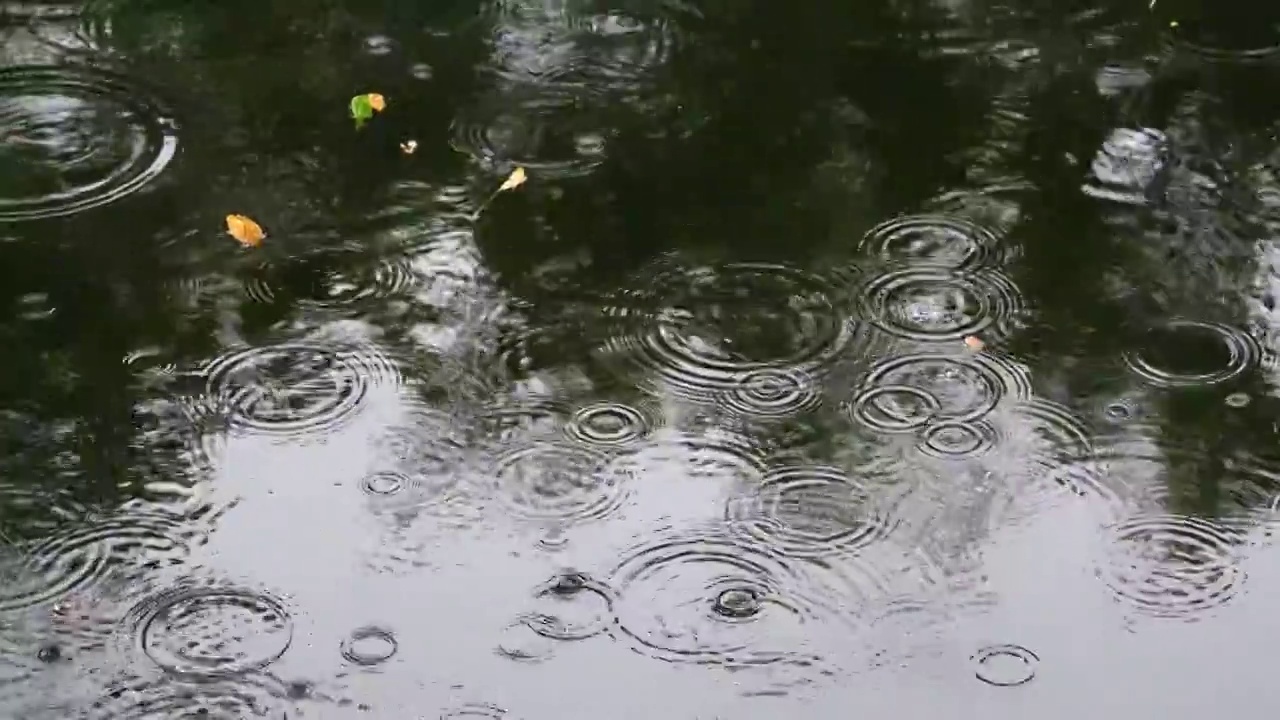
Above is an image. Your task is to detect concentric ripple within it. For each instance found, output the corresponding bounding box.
[202,342,398,437]
[450,91,608,178]
[857,215,1005,270]
[603,260,859,402]
[522,571,616,640]
[725,465,898,557]
[1096,514,1244,620]
[1122,320,1259,388]
[716,367,822,420]
[491,443,630,524]
[917,418,998,459]
[82,675,300,720]
[122,579,294,678]
[608,524,862,688]
[0,524,111,612]
[562,400,661,449]
[1161,9,1280,64]
[860,265,1024,342]
[441,702,510,719]
[847,351,1032,428]
[0,65,178,222]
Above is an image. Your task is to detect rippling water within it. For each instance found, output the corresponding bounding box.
[5,0,1280,717]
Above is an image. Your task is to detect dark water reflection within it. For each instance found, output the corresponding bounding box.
[5,0,1280,716]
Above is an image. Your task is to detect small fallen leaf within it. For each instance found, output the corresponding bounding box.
[400,139,418,154]
[225,214,265,247]
[498,166,528,192]
[349,93,386,129]
[963,335,985,352]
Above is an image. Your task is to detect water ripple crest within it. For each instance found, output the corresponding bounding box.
[0,65,178,222]
[607,524,866,693]
[1096,514,1245,620]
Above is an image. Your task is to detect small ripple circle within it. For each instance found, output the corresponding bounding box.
[524,571,616,640]
[340,626,398,666]
[562,401,658,448]
[918,418,997,459]
[718,367,822,420]
[858,214,1004,269]
[124,581,294,678]
[856,351,1032,423]
[0,65,179,222]
[972,644,1039,686]
[848,384,940,432]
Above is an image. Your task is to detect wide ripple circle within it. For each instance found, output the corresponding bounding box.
[604,261,857,400]
[1097,514,1244,620]
[725,465,896,557]
[0,65,178,221]
[124,581,294,678]
[1122,320,1259,388]
[608,524,858,685]
[203,343,395,437]
[860,265,1023,342]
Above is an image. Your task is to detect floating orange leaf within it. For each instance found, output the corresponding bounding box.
[498,166,528,192]
[367,93,386,111]
[963,335,985,352]
[225,214,265,247]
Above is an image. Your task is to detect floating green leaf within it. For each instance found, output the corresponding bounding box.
[349,93,386,129]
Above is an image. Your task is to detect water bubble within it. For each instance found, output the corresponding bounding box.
[602,259,860,402]
[851,351,1031,425]
[123,580,294,678]
[523,572,615,640]
[0,65,178,221]
[202,342,399,438]
[562,400,660,448]
[491,443,631,524]
[1096,514,1244,620]
[858,214,1006,270]
[1225,392,1251,408]
[1122,320,1259,388]
[607,524,863,691]
[717,367,822,420]
[917,418,997,459]
[860,265,1025,342]
[362,34,397,56]
[972,644,1039,686]
[725,465,898,557]
[340,626,398,666]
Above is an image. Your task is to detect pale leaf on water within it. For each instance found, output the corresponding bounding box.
[225,214,266,247]
[498,167,528,192]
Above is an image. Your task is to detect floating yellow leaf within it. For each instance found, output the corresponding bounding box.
[400,139,418,154]
[498,166,527,192]
[225,214,265,247]
[962,335,985,352]
[367,93,386,111]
